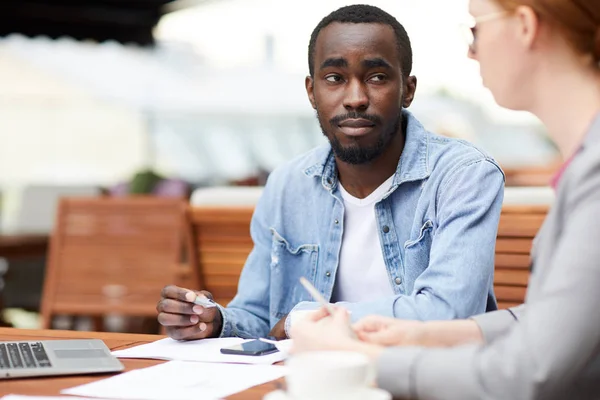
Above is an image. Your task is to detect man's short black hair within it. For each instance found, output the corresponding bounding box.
[308,4,412,78]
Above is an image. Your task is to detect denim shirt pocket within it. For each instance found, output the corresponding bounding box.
[404,220,434,249]
[269,228,319,319]
[403,220,434,281]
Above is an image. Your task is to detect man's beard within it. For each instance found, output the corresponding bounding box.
[317,109,403,165]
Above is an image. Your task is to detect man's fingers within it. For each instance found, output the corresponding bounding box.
[195,290,214,301]
[157,304,218,326]
[157,312,200,327]
[166,322,215,341]
[161,285,197,303]
[156,298,196,315]
[158,286,220,341]
[194,305,219,323]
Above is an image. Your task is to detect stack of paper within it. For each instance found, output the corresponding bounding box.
[2,339,293,400]
[1,396,109,400]
[111,337,289,365]
[62,360,286,400]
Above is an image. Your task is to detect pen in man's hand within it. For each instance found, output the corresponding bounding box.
[193,296,218,308]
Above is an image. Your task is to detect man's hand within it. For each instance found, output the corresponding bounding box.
[268,314,288,339]
[157,285,223,340]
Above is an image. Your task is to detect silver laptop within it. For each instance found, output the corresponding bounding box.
[0,339,124,379]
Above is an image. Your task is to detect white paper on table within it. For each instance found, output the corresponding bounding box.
[1,396,111,400]
[111,337,289,365]
[61,360,287,400]
[260,338,293,354]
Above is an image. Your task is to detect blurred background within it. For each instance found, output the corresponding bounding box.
[0,0,558,332]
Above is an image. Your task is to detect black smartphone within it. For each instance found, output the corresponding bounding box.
[220,339,279,356]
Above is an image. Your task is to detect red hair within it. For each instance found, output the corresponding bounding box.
[493,0,600,65]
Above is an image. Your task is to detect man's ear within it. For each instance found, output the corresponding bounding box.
[305,75,317,109]
[402,76,417,108]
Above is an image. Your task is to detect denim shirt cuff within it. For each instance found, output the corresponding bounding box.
[216,304,234,338]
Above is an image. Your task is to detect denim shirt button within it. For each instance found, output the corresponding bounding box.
[327,178,333,185]
[395,277,402,285]
[326,271,331,277]
[334,219,339,225]
[382,225,390,233]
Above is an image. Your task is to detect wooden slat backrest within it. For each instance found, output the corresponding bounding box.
[187,204,548,310]
[187,206,254,306]
[40,197,193,329]
[494,205,548,309]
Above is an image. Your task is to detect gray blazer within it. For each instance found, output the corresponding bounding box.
[377,113,600,400]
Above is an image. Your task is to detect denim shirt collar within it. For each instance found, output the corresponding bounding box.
[303,110,431,192]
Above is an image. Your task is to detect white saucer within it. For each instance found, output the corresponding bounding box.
[263,387,392,400]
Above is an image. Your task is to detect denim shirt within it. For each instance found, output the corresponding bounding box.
[218,111,505,339]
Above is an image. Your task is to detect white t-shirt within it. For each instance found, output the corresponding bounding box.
[331,175,396,303]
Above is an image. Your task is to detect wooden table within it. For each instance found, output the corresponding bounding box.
[0,328,283,399]
[0,234,48,259]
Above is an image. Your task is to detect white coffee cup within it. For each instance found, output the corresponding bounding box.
[285,351,374,400]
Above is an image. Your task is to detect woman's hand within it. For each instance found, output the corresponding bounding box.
[289,307,384,359]
[353,315,425,346]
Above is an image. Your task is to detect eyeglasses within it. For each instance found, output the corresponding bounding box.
[461,11,509,53]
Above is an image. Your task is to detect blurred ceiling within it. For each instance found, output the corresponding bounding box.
[0,0,182,45]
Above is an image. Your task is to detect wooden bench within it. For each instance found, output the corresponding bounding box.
[187,204,548,311]
[494,205,548,309]
[187,206,254,306]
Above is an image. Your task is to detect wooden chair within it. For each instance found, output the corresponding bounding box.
[494,205,548,309]
[502,161,561,187]
[187,206,254,306]
[187,203,548,310]
[40,197,197,330]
